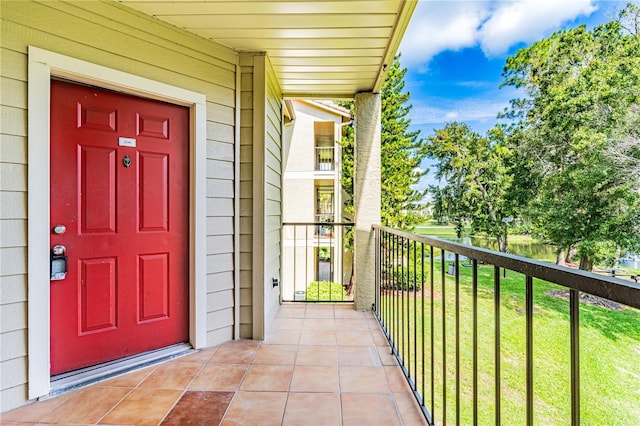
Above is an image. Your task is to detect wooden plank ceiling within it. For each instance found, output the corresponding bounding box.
[118,1,416,98]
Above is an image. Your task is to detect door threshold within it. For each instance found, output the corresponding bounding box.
[50,343,193,396]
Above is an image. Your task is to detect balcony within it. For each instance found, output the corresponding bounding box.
[6,225,637,425]
[315,146,335,172]
[1,304,426,425]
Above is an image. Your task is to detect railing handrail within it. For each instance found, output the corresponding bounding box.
[373,224,640,309]
[283,222,354,227]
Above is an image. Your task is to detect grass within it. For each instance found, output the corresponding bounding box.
[413,224,463,238]
[380,260,640,425]
[304,281,348,301]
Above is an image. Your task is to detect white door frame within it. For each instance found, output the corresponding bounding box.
[27,46,208,399]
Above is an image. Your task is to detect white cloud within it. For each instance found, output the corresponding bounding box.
[479,0,597,56]
[400,0,598,67]
[400,1,488,69]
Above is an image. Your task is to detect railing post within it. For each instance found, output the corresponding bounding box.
[570,289,580,426]
[375,226,380,312]
[472,259,478,426]
[526,275,534,426]
[494,266,501,425]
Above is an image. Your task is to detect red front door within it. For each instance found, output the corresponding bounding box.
[50,80,189,375]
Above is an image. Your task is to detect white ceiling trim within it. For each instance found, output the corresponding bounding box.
[119,0,417,98]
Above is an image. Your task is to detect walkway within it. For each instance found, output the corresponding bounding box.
[1,304,426,425]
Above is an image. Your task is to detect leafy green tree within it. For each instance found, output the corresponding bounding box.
[501,7,640,270]
[340,55,427,229]
[425,122,515,251]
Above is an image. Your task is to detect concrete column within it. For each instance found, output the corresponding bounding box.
[353,92,381,311]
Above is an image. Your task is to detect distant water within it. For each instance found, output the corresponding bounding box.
[443,236,639,269]
[442,236,557,262]
[620,258,640,269]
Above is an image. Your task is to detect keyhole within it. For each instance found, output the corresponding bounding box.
[123,154,131,168]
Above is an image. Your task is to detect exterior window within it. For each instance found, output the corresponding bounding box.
[316,186,334,223]
[314,122,334,171]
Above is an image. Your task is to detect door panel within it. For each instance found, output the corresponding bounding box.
[138,253,169,322]
[138,152,169,232]
[50,80,189,374]
[79,104,117,132]
[80,146,117,234]
[79,258,117,334]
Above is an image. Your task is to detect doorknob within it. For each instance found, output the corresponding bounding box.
[52,245,66,256]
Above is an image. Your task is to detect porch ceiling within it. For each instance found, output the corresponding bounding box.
[117,0,417,98]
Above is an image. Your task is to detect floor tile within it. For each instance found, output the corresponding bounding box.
[299,329,336,346]
[341,393,401,426]
[338,346,381,366]
[370,326,390,344]
[336,328,375,346]
[171,347,217,364]
[264,328,301,345]
[139,361,202,389]
[41,386,130,424]
[189,363,247,391]
[0,393,72,422]
[377,346,398,366]
[253,344,297,365]
[304,307,335,318]
[302,318,336,330]
[276,306,306,319]
[270,318,304,330]
[100,388,182,426]
[335,318,370,331]
[98,365,157,387]
[334,308,372,319]
[210,340,259,363]
[240,365,293,391]
[295,345,337,366]
[161,391,233,425]
[365,318,382,328]
[282,392,341,426]
[290,366,339,392]
[384,366,412,392]
[394,392,429,425]
[221,391,287,426]
[339,366,390,393]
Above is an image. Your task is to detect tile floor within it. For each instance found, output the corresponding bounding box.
[1,304,427,425]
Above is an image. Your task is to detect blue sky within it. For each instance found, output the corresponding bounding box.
[397,0,628,190]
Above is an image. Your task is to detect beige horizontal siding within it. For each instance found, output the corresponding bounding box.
[0,0,240,410]
[263,58,283,330]
[0,275,27,306]
[206,272,234,293]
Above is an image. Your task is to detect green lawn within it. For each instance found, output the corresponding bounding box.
[380,261,640,425]
[305,281,349,301]
[413,224,463,238]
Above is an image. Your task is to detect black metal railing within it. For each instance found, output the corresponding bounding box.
[315,146,335,171]
[282,222,354,302]
[373,224,640,426]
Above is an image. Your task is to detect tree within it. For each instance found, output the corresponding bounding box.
[501,7,640,270]
[340,55,427,229]
[425,122,515,251]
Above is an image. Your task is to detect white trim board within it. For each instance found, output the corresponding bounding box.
[27,46,208,400]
